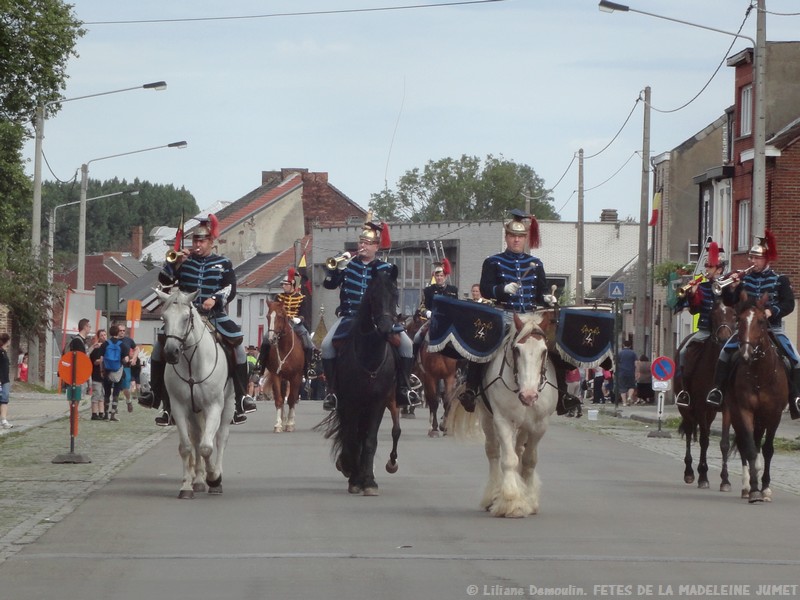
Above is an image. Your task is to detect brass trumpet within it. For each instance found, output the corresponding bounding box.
[676,276,702,299]
[325,251,352,270]
[165,249,181,263]
[712,266,754,295]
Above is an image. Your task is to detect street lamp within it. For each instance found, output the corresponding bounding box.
[77,141,187,290]
[45,190,138,388]
[598,0,765,234]
[29,80,166,387]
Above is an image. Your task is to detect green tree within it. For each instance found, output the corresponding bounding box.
[0,0,83,335]
[369,154,559,223]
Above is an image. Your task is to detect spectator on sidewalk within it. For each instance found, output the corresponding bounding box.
[115,324,138,415]
[88,329,107,420]
[17,352,28,383]
[100,325,126,421]
[0,333,13,428]
[635,354,654,405]
[617,340,637,406]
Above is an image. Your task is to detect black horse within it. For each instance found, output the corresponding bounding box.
[316,266,401,496]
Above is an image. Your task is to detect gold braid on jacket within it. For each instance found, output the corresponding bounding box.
[276,292,305,319]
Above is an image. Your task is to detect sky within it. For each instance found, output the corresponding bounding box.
[25,0,800,225]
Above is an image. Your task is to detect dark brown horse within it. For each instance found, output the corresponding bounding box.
[725,292,789,502]
[675,300,735,489]
[264,300,305,433]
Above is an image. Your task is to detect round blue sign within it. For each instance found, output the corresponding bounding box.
[650,356,676,381]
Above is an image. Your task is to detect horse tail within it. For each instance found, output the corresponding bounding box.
[312,411,344,459]
[445,398,484,442]
[677,418,697,442]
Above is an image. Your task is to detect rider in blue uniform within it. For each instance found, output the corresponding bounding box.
[458,209,580,415]
[320,217,421,412]
[138,215,257,426]
[705,231,800,420]
[673,241,726,407]
[412,261,459,357]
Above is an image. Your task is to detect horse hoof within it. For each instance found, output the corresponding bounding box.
[286,425,295,432]
[362,487,380,497]
[273,426,283,433]
[348,484,362,494]
[428,430,440,438]
[206,475,222,489]
[698,481,710,490]
[386,460,398,474]
[208,485,223,495]
[720,483,731,493]
[684,475,695,484]
[178,490,194,499]
[748,491,763,503]
[741,490,749,499]
[763,488,773,502]
[192,482,207,493]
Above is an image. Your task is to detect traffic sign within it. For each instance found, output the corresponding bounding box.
[58,351,93,386]
[652,379,672,391]
[609,282,625,299]
[651,355,676,382]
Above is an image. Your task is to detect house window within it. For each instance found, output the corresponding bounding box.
[737,200,751,251]
[740,85,752,136]
[236,298,243,318]
[258,298,265,317]
[590,276,607,291]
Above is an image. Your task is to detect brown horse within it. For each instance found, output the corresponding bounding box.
[264,301,305,433]
[725,292,789,502]
[675,300,736,489]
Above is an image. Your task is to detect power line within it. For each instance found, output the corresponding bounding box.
[584,97,640,160]
[83,0,507,26]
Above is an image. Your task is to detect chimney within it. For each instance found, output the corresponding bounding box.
[600,209,619,223]
[131,225,144,258]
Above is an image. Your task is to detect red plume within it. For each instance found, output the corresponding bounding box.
[528,215,540,249]
[287,267,296,283]
[441,257,452,276]
[707,241,719,267]
[379,222,391,250]
[765,229,778,262]
[208,214,220,239]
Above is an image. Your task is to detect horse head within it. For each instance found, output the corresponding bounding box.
[711,298,736,343]
[736,291,770,364]
[361,264,399,336]
[266,301,288,345]
[511,312,549,407]
[156,288,201,364]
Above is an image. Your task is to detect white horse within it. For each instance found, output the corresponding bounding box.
[156,288,235,499]
[449,310,558,517]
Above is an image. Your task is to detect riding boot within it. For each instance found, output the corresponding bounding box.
[553,358,581,416]
[412,340,420,360]
[706,358,731,408]
[138,359,164,409]
[305,348,315,377]
[788,368,800,420]
[396,356,422,408]
[231,363,257,425]
[258,340,270,374]
[458,361,483,413]
[322,358,337,411]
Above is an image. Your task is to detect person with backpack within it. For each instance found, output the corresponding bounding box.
[99,325,126,421]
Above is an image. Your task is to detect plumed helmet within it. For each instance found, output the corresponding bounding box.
[749,230,778,262]
[193,214,219,240]
[503,208,540,248]
[705,241,727,269]
[358,210,391,249]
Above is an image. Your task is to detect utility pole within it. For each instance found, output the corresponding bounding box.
[752,0,767,236]
[577,149,585,305]
[635,86,651,355]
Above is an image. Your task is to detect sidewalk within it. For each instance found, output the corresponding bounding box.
[588,398,800,442]
[0,390,90,436]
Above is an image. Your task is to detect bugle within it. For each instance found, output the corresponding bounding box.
[325,251,352,270]
[712,265,754,295]
[165,249,181,263]
[676,276,702,299]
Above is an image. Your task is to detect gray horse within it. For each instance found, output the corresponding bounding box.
[156,288,234,499]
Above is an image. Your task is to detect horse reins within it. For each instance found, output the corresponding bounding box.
[267,310,297,375]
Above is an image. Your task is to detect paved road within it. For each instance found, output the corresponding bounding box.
[2,395,800,599]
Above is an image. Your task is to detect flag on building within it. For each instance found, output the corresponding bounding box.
[648,189,662,226]
[298,252,311,296]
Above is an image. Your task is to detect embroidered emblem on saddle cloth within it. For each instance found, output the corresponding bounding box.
[428,295,505,363]
[555,307,614,368]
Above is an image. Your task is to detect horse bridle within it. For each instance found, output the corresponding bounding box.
[484,323,551,396]
[266,308,297,374]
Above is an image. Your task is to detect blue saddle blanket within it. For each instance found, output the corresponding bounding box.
[428,296,505,363]
[555,307,614,368]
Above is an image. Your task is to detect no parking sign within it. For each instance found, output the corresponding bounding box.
[650,356,676,381]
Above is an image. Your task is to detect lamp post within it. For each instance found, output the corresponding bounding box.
[598,0,765,234]
[29,80,166,386]
[76,141,187,290]
[46,190,138,388]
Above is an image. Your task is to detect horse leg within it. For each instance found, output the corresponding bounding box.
[360,404,386,496]
[737,428,762,503]
[207,398,231,495]
[285,377,301,432]
[519,429,543,515]
[761,429,776,502]
[479,408,501,511]
[174,417,196,499]
[272,376,284,433]
[719,411,732,492]
[697,424,711,489]
[489,416,528,518]
[682,423,695,485]
[385,400,401,474]
[426,377,440,438]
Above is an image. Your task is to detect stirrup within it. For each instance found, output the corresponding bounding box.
[155,411,174,427]
[240,395,257,414]
[789,397,800,421]
[231,412,247,425]
[459,388,477,413]
[322,393,337,411]
[409,373,422,391]
[138,391,155,409]
[398,388,422,408]
[706,388,723,408]
[675,390,690,407]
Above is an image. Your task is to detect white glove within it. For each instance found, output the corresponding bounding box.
[336,252,351,270]
[425,310,432,319]
[503,282,520,295]
[291,317,301,325]
[543,294,558,306]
